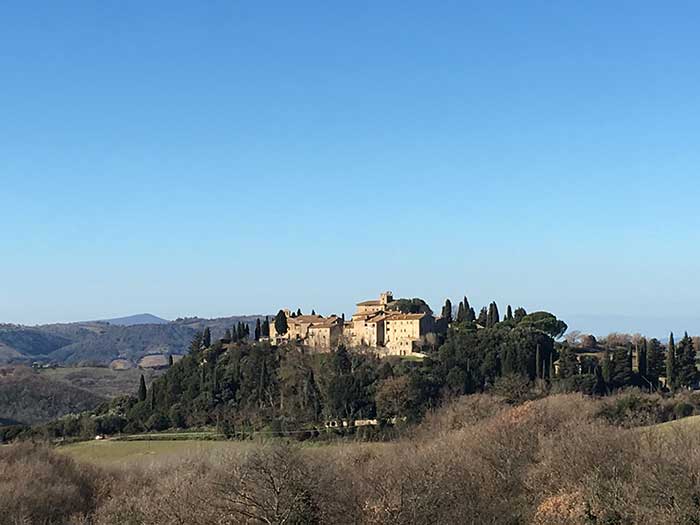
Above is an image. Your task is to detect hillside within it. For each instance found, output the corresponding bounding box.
[0,316,266,366]
[0,366,105,425]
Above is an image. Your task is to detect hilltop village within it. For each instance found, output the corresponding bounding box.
[269,292,439,356]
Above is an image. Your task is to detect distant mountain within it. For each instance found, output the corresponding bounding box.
[102,313,169,326]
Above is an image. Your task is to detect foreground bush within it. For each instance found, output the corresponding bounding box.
[10,393,700,524]
[0,443,105,524]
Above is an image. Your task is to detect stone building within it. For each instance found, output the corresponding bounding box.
[269,292,436,357]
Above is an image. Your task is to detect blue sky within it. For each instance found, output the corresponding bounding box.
[2,2,700,334]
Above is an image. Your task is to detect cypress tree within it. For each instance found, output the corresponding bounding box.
[202,327,211,348]
[275,310,289,335]
[442,299,453,322]
[666,333,676,390]
[477,307,488,326]
[467,307,476,323]
[463,296,471,315]
[224,328,232,341]
[138,374,147,402]
[311,309,316,316]
[514,307,527,323]
[637,338,647,378]
[456,301,466,323]
[536,344,542,379]
[262,317,270,337]
[646,338,663,387]
[168,354,174,367]
[297,308,302,316]
[254,319,262,341]
[676,332,697,389]
[506,305,513,321]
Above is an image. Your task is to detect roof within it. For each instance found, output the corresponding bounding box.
[357,300,381,306]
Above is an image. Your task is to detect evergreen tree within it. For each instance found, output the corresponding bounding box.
[463,296,471,315]
[514,307,527,323]
[506,305,514,321]
[275,310,289,335]
[442,299,453,322]
[254,319,262,341]
[477,307,488,326]
[224,328,232,341]
[297,308,302,316]
[637,338,647,378]
[189,332,203,353]
[168,354,174,367]
[676,332,697,389]
[535,344,542,379]
[557,345,580,379]
[202,327,211,348]
[456,301,466,323]
[262,317,270,337]
[311,309,316,316]
[467,307,476,323]
[645,338,663,388]
[138,374,147,402]
[486,302,500,328]
[237,322,246,341]
[666,333,676,390]
[610,345,633,388]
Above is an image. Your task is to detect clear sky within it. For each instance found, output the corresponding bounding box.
[2,2,700,333]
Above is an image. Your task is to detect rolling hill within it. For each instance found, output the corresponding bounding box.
[0,315,267,366]
[0,366,106,425]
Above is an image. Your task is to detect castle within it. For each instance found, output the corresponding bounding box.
[269,292,436,356]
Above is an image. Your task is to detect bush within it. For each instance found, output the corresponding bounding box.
[0,443,105,524]
[674,401,694,419]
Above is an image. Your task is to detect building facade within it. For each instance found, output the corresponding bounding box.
[271,292,435,357]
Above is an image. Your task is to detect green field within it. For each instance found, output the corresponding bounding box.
[58,438,250,466]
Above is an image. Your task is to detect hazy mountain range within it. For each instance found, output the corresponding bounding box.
[0,314,268,366]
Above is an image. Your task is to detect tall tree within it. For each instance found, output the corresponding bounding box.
[138,374,147,402]
[514,307,527,323]
[254,319,262,341]
[477,307,488,326]
[456,301,466,323]
[296,308,302,316]
[202,327,211,349]
[275,310,289,335]
[646,338,664,388]
[610,345,633,389]
[311,309,316,316]
[262,317,270,337]
[466,307,476,323]
[486,302,500,328]
[666,332,676,390]
[224,328,232,341]
[506,305,514,321]
[676,332,697,389]
[442,299,453,322]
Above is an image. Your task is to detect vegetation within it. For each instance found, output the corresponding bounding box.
[8,393,700,523]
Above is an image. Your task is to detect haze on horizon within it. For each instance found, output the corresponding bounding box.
[2,3,700,336]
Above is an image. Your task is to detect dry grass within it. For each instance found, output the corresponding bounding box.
[7,393,700,524]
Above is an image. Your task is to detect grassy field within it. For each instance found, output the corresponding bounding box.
[644,414,700,435]
[58,438,250,467]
